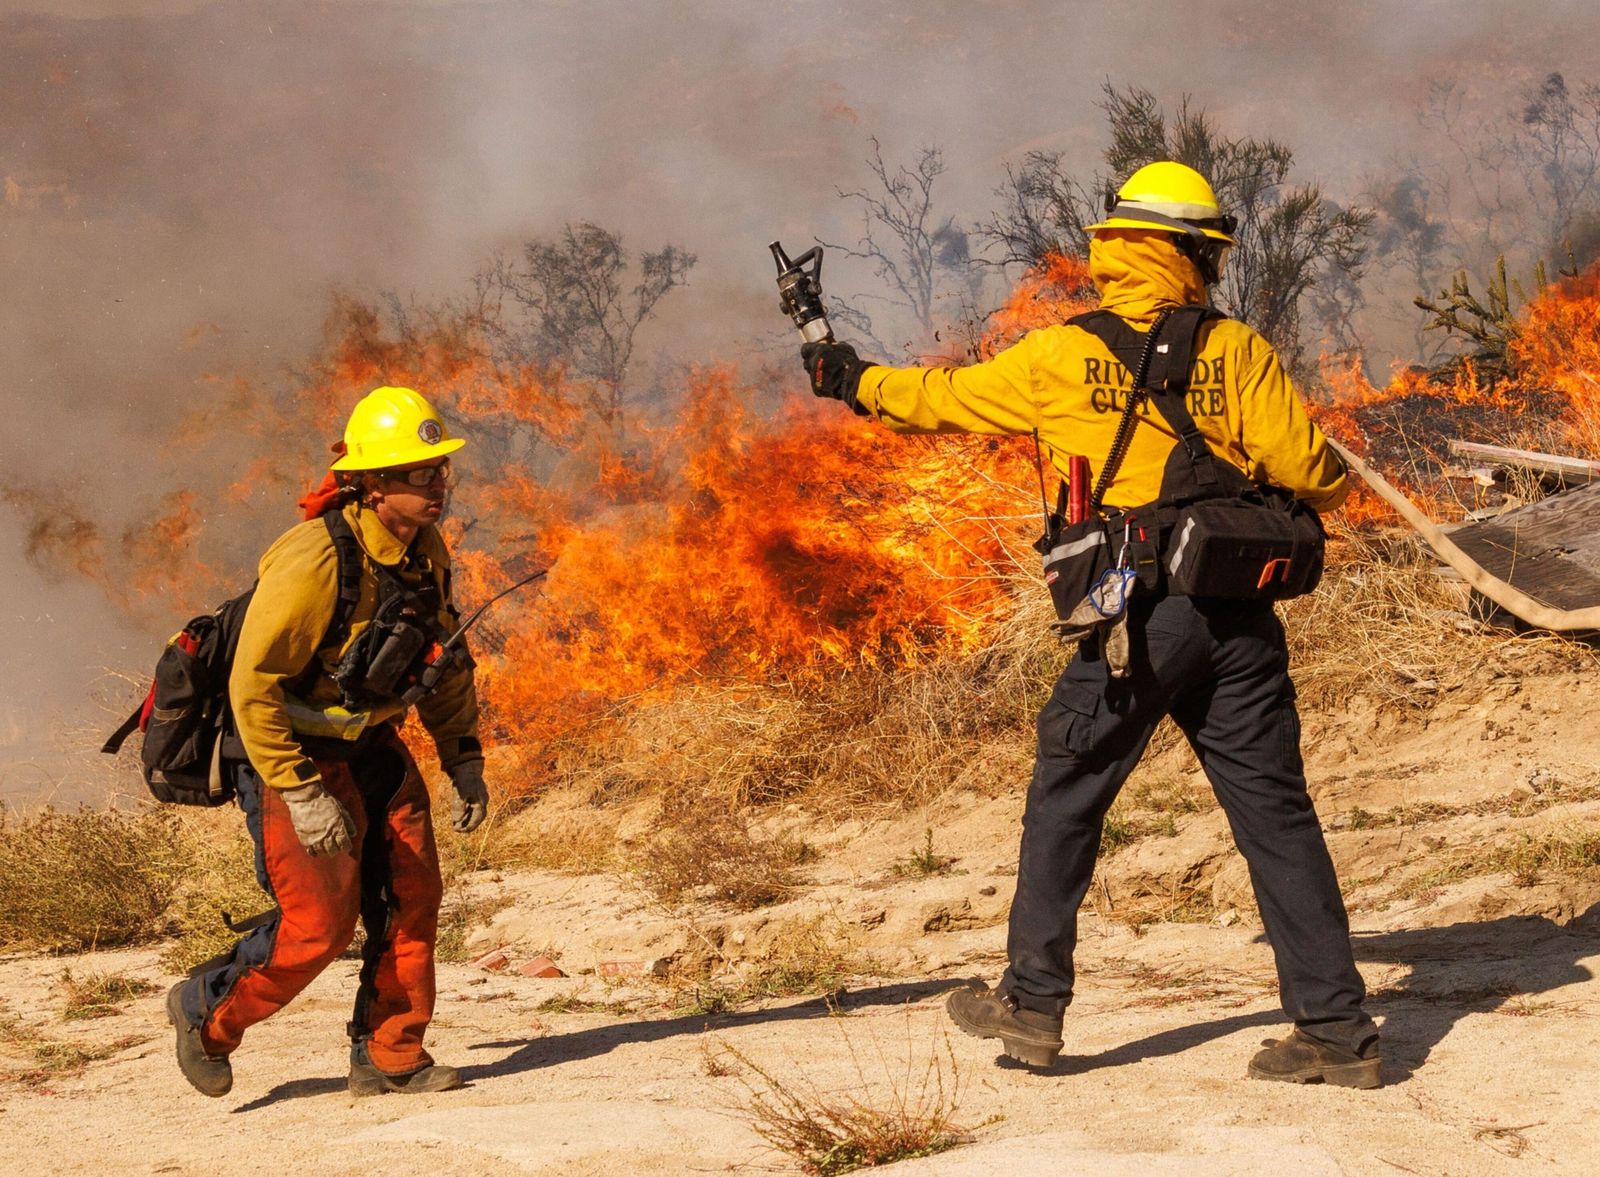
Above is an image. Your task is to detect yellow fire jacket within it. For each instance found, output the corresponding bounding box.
[229,502,482,793]
[855,232,1348,513]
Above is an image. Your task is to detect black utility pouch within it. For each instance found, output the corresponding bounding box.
[1036,516,1114,623]
[1165,489,1325,601]
[335,562,449,708]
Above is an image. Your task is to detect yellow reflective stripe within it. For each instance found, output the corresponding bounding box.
[282,694,372,741]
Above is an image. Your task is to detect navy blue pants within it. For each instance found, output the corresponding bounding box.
[1001,593,1376,1054]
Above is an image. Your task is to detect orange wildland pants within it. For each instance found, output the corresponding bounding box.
[191,731,443,1074]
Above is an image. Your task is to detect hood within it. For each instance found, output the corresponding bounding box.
[1089,230,1209,321]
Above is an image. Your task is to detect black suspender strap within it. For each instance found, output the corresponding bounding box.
[1077,306,1173,511]
[321,511,368,651]
[1067,304,1229,503]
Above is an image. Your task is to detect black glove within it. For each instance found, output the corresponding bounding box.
[800,341,871,415]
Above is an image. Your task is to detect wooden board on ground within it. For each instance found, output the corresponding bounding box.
[1447,439,1600,484]
[1446,480,1600,613]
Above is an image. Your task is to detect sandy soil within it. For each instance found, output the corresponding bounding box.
[5,662,1600,1175]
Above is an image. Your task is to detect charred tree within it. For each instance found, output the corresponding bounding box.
[983,84,1372,376]
[479,222,696,430]
[821,139,980,354]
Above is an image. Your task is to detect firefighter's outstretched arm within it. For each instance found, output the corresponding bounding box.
[801,337,1040,437]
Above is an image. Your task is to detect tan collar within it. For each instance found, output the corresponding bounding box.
[344,502,412,567]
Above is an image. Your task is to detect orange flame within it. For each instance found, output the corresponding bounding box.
[1309,265,1600,525]
[1509,264,1600,455]
[57,255,1600,790]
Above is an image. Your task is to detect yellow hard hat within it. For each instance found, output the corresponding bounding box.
[330,386,466,471]
[1085,161,1237,244]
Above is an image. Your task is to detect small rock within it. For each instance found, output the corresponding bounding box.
[472,949,509,972]
[978,885,997,897]
[598,959,645,978]
[518,956,566,978]
[921,898,976,933]
[1527,767,1560,792]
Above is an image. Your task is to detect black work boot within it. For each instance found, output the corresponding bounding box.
[945,982,1064,1068]
[1248,1028,1381,1089]
[166,981,232,1097]
[348,1040,462,1097]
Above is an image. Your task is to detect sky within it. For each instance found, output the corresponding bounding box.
[4,0,1598,799]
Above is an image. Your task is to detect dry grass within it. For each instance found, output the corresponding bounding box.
[54,968,158,1020]
[435,887,514,964]
[668,915,863,1015]
[0,784,575,972]
[544,598,1057,817]
[1282,530,1597,710]
[1097,880,1221,928]
[1492,827,1600,885]
[0,1008,150,1087]
[9,512,1594,972]
[436,793,621,883]
[0,807,191,952]
[1283,533,1491,708]
[531,530,1579,841]
[635,790,813,910]
[1381,823,1600,902]
[158,822,267,974]
[720,1023,976,1175]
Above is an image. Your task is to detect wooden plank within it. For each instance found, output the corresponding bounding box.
[1446,480,1600,612]
[1446,439,1600,483]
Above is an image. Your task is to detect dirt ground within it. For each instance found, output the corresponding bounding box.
[5,661,1600,1175]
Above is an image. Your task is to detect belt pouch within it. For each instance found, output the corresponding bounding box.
[1037,516,1114,622]
[1165,494,1325,600]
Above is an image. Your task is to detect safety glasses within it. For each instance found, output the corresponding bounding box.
[381,459,453,488]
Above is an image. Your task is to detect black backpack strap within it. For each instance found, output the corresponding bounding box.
[1147,305,1227,493]
[101,704,144,755]
[1068,306,1177,511]
[321,511,367,651]
[1145,378,1231,491]
[1069,304,1228,501]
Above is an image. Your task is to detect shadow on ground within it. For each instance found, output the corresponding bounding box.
[230,905,1600,1106]
[1355,903,1600,1084]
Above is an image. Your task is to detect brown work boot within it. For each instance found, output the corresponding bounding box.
[1248,1028,1381,1089]
[166,982,232,1097]
[945,982,1064,1068]
[348,1041,462,1097]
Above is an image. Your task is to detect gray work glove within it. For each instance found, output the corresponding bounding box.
[448,760,489,833]
[279,781,356,857]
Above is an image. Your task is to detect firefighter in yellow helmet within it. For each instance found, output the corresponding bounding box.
[166,386,488,1098]
[801,162,1380,1088]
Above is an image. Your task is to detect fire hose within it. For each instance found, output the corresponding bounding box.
[1328,438,1600,632]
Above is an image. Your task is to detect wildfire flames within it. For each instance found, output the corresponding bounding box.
[18,255,1600,787]
[1311,264,1600,525]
